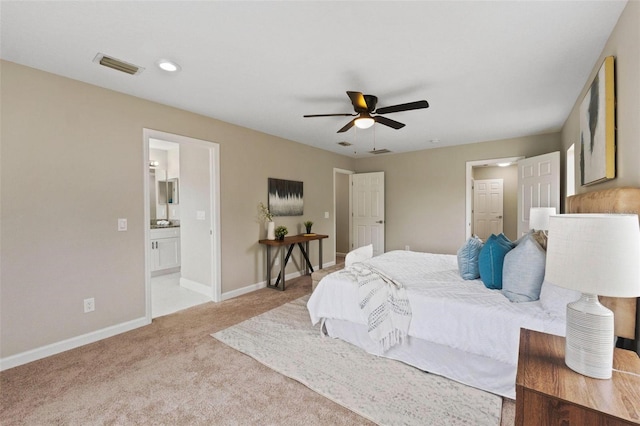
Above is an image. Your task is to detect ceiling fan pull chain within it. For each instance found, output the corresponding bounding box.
[369,122,376,152]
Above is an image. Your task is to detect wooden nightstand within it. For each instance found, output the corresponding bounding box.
[516,328,640,425]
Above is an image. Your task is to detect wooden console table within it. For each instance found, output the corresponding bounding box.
[259,234,328,291]
[516,328,640,425]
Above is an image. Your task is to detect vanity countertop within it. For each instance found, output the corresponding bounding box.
[150,224,180,229]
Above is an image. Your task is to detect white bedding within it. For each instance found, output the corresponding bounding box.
[307,250,566,370]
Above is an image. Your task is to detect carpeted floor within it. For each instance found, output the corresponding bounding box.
[214,296,502,425]
[0,274,515,425]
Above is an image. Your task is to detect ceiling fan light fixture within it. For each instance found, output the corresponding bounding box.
[354,115,375,129]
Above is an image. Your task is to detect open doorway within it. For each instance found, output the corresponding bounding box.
[334,168,354,263]
[143,129,221,320]
[465,156,523,240]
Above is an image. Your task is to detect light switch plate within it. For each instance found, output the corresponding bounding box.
[118,218,127,231]
[324,212,329,219]
[196,210,206,220]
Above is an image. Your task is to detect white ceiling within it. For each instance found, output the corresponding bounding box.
[0,1,627,157]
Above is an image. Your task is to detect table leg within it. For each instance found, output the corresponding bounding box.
[297,243,314,273]
[304,241,310,275]
[319,239,323,270]
[279,245,286,291]
[266,245,271,286]
[275,244,296,288]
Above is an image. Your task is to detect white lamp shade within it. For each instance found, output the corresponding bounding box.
[545,214,640,297]
[529,207,556,231]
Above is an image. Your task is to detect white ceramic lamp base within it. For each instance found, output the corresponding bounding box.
[565,293,614,379]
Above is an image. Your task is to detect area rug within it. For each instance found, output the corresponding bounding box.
[212,296,502,425]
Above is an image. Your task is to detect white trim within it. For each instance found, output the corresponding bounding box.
[0,317,149,371]
[220,261,336,301]
[143,128,222,320]
[180,277,213,298]
[333,168,354,259]
[465,156,523,239]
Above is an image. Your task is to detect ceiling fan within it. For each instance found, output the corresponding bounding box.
[303,91,429,133]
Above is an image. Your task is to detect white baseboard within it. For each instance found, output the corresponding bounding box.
[220,261,336,301]
[0,316,150,372]
[1,262,338,371]
[180,277,213,298]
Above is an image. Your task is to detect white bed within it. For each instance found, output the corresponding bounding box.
[307,250,567,399]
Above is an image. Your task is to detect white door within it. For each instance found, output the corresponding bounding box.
[517,151,560,236]
[473,179,503,240]
[351,172,385,256]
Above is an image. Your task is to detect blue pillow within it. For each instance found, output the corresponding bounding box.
[457,236,483,279]
[502,234,546,302]
[478,234,515,289]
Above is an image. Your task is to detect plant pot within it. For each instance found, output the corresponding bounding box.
[305,227,312,234]
[277,235,285,241]
[267,221,275,240]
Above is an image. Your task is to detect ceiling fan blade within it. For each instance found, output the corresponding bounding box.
[374,115,405,130]
[346,91,369,112]
[375,100,429,115]
[303,113,356,118]
[337,118,357,133]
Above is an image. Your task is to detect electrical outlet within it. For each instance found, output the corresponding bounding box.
[84,298,95,313]
[274,257,280,266]
[405,245,410,251]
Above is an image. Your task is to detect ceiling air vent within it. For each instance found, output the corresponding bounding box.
[368,149,391,155]
[337,141,352,147]
[93,53,144,75]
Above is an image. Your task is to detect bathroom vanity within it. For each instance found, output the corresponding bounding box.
[150,226,181,274]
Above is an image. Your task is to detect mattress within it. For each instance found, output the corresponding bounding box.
[307,250,566,396]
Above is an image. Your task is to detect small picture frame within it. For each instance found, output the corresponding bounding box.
[268,178,303,216]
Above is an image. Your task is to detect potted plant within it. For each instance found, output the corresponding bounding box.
[258,202,275,240]
[303,220,314,234]
[275,225,288,240]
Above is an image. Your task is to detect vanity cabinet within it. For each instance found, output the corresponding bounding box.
[150,227,181,272]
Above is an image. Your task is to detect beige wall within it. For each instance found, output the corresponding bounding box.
[3,1,637,362]
[0,60,354,358]
[472,165,518,241]
[354,133,561,255]
[561,1,640,195]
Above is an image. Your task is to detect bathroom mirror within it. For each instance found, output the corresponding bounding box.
[158,177,179,205]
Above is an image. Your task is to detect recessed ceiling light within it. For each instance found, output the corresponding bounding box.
[497,162,512,167]
[157,59,181,72]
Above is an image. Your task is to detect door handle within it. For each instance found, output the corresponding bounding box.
[376,220,385,224]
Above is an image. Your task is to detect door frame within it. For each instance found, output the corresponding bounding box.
[143,128,222,322]
[333,168,354,260]
[465,156,523,239]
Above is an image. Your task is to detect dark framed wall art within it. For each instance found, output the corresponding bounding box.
[268,178,303,216]
[580,56,615,186]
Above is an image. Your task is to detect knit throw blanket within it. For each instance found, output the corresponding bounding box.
[343,263,412,352]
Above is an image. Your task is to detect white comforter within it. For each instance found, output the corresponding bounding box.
[308,250,565,366]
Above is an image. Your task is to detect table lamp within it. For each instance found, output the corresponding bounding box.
[545,214,640,379]
[529,207,556,233]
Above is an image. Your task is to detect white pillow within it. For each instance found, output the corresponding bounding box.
[345,244,373,267]
[539,280,581,318]
[502,234,546,302]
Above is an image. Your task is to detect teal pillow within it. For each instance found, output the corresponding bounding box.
[478,234,515,289]
[457,236,483,279]
[502,234,546,302]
